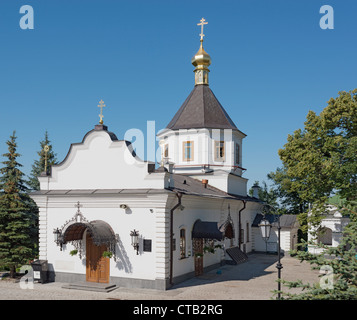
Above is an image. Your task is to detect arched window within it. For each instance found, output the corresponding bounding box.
[317,227,332,245]
[225,223,234,247]
[180,229,186,258]
[225,223,234,239]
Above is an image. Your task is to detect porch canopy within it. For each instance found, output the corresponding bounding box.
[58,208,118,260]
[62,219,116,247]
[192,219,223,240]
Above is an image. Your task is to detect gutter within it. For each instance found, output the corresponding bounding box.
[238,200,246,249]
[169,192,183,286]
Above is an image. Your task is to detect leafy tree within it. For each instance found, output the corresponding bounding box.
[277,89,357,227]
[28,131,57,190]
[267,167,309,216]
[274,89,357,299]
[0,132,38,277]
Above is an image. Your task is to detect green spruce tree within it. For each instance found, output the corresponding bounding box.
[28,131,57,191]
[0,132,38,277]
[277,211,357,300]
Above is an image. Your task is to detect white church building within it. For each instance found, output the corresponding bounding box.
[308,204,350,254]
[31,20,268,290]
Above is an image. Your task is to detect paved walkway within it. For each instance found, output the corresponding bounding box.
[0,254,320,300]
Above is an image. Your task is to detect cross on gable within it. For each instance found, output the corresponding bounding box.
[75,201,82,212]
[74,201,84,222]
[98,99,106,124]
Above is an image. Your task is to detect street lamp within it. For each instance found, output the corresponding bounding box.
[259,207,283,300]
[259,218,272,253]
[130,229,140,255]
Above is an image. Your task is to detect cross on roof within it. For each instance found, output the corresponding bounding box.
[197,17,208,41]
[98,99,106,124]
[74,201,82,213]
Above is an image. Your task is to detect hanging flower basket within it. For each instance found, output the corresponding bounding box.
[102,251,113,259]
[69,249,78,256]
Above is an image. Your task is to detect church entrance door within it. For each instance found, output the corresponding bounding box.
[86,233,109,283]
[193,238,204,276]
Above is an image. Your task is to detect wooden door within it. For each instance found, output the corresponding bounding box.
[86,233,109,283]
[193,238,204,276]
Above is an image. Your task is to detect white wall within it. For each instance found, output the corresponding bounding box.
[157,128,247,196]
[170,196,261,278]
[308,212,350,254]
[252,227,297,254]
[157,128,244,174]
[32,193,170,281]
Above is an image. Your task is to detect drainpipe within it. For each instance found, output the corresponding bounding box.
[169,192,182,286]
[238,200,246,250]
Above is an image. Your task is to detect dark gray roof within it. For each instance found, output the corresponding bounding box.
[192,219,223,240]
[31,174,261,203]
[166,85,244,133]
[169,174,260,202]
[252,213,299,229]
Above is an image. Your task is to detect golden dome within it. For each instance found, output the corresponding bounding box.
[191,40,211,67]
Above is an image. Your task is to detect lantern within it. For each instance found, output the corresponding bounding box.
[130,229,139,255]
[259,218,272,242]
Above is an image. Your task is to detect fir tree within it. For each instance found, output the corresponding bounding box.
[277,212,357,300]
[0,132,38,277]
[28,131,57,191]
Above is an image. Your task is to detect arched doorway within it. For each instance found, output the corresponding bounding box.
[57,207,117,284]
[86,232,109,283]
[192,219,224,277]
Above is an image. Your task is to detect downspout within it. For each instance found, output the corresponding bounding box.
[169,192,182,286]
[238,200,246,250]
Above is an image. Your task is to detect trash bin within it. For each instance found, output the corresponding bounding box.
[30,260,48,284]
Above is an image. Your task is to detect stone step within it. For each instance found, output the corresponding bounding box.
[62,281,117,293]
[225,246,248,265]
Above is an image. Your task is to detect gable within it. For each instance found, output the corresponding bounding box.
[38,126,165,190]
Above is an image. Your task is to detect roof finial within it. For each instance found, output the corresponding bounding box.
[98,99,106,124]
[43,145,49,175]
[197,17,208,41]
[192,18,211,85]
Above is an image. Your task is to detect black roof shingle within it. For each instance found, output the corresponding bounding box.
[166,85,245,134]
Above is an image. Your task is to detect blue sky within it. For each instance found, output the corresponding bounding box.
[0,0,356,189]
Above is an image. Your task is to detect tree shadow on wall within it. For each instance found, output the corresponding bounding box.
[115,234,132,273]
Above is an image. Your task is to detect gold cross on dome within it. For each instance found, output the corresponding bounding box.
[98,99,106,124]
[197,17,208,40]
